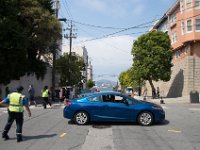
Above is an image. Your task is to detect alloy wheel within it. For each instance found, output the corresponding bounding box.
[138,112,153,126]
[74,111,89,125]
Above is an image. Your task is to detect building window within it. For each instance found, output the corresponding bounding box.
[171,13,176,26]
[184,47,187,55]
[181,21,185,35]
[172,32,177,43]
[195,0,200,9]
[186,0,192,9]
[195,18,200,31]
[187,19,192,32]
[176,50,181,58]
[180,0,184,12]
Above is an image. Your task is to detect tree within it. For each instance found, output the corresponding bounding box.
[56,53,85,86]
[86,80,95,89]
[0,0,61,84]
[131,31,173,98]
[118,69,133,89]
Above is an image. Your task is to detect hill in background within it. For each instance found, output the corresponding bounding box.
[95,79,117,88]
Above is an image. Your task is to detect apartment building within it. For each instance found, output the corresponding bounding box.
[62,45,93,88]
[87,61,93,81]
[145,0,200,97]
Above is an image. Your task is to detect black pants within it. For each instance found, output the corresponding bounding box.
[2,110,23,138]
[43,97,51,109]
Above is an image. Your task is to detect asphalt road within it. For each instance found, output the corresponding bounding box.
[0,102,200,150]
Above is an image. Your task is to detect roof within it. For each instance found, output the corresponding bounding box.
[153,14,168,29]
[166,0,180,15]
[84,91,123,97]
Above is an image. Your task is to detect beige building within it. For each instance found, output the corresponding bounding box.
[62,45,93,88]
[145,0,200,98]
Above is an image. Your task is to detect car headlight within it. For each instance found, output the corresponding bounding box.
[152,105,163,110]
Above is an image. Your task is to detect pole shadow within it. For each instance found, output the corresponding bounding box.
[23,134,57,141]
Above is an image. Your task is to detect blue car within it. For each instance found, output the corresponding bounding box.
[63,92,165,126]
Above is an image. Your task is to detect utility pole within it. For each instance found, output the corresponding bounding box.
[64,20,76,86]
[51,0,59,101]
[52,0,67,101]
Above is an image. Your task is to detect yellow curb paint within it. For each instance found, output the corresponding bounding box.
[168,129,181,133]
[60,133,66,138]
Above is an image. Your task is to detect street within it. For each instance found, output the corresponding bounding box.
[0,102,200,150]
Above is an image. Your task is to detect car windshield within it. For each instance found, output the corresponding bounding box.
[126,97,139,105]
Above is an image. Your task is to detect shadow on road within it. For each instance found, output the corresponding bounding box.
[67,119,170,127]
[23,134,57,141]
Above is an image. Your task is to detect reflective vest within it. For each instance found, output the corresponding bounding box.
[42,89,49,97]
[8,92,24,112]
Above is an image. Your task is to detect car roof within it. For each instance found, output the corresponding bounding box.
[83,91,123,98]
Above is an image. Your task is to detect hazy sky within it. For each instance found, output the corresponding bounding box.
[59,0,175,82]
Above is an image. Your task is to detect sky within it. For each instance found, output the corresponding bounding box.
[59,0,176,82]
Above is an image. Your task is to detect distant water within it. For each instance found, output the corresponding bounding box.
[99,87,113,92]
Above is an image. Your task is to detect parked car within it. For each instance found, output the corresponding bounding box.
[63,91,165,126]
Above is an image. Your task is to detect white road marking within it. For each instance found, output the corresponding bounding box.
[81,127,115,150]
[168,129,182,133]
[59,133,66,138]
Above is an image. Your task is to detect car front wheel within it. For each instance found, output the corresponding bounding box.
[74,111,89,125]
[138,111,153,126]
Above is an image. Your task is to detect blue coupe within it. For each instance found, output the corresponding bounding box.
[63,92,165,126]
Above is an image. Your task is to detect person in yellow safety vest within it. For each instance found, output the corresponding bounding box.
[0,85,31,142]
[41,85,52,109]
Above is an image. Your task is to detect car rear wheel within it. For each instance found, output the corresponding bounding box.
[74,111,89,125]
[138,111,153,126]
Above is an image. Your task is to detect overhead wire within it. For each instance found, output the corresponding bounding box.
[74,24,129,57]
[63,0,73,19]
[60,1,200,39]
[60,0,72,19]
[75,20,155,43]
[61,2,200,48]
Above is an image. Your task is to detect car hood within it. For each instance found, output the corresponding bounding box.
[138,100,160,107]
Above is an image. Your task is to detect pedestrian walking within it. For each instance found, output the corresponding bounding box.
[156,87,160,98]
[41,86,52,109]
[63,87,70,105]
[0,85,31,142]
[28,85,37,106]
[59,87,64,105]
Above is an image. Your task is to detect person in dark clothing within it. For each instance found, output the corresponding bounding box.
[5,87,10,97]
[0,86,31,142]
[28,85,37,106]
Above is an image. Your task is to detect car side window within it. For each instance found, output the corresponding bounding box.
[102,95,110,102]
[101,94,126,103]
[88,96,102,102]
[115,96,126,103]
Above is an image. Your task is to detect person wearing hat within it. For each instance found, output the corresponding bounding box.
[0,85,31,142]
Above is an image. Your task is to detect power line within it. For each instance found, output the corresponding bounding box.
[69,19,153,30]
[74,24,133,55]
[77,12,200,44]
[62,0,73,19]
[76,20,155,43]
[73,20,129,30]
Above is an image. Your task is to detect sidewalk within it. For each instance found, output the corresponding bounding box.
[134,96,199,104]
